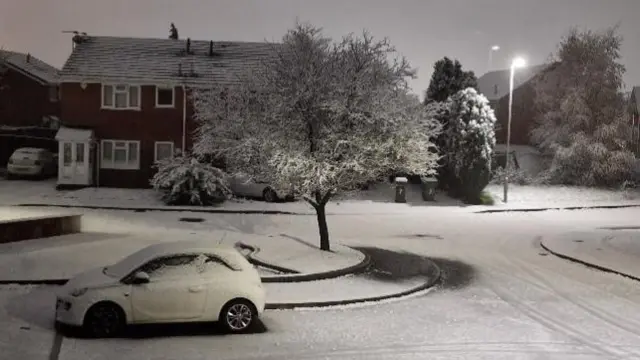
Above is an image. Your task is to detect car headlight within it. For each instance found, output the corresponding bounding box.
[70,288,88,297]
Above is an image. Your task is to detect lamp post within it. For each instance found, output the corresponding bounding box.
[503,56,526,203]
[488,45,500,72]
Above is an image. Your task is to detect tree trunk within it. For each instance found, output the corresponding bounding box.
[315,203,330,251]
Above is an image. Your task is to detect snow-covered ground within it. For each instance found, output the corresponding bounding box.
[541,230,640,279]
[4,208,640,359]
[3,178,639,217]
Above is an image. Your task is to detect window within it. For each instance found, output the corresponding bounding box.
[154,141,174,163]
[139,255,199,279]
[100,140,140,169]
[102,84,140,110]
[75,143,85,164]
[156,86,175,107]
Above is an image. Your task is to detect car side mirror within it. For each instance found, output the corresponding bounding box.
[131,271,150,285]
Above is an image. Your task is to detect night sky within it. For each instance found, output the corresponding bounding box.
[1,0,639,98]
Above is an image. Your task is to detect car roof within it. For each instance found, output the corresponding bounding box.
[126,240,246,267]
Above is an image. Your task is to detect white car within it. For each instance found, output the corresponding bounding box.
[55,241,266,337]
[7,147,57,179]
[228,173,294,202]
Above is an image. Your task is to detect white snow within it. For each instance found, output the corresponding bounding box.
[541,230,640,279]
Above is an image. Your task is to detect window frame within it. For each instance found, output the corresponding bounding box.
[155,86,175,108]
[154,141,174,163]
[101,84,141,110]
[100,139,141,170]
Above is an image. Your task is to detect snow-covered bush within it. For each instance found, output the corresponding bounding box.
[444,87,497,203]
[531,26,635,187]
[150,153,230,206]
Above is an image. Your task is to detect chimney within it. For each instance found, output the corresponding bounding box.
[178,63,183,77]
[26,53,31,63]
[209,41,213,56]
[186,38,191,54]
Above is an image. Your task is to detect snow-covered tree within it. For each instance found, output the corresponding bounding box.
[444,88,497,203]
[193,23,441,251]
[530,25,636,186]
[169,23,179,40]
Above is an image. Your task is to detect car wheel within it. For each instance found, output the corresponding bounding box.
[221,299,256,333]
[83,302,125,338]
[263,188,278,203]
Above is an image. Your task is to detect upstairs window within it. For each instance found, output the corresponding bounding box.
[156,86,175,108]
[102,84,140,110]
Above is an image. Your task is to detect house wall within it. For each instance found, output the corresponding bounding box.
[491,82,537,146]
[0,67,59,127]
[60,82,197,188]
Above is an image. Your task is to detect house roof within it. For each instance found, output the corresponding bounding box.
[59,35,280,87]
[0,50,60,84]
[477,64,549,101]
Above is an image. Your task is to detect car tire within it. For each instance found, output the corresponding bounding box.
[83,302,126,338]
[220,299,256,333]
[263,188,278,203]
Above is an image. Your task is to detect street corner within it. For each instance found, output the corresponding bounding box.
[540,230,640,281]
[0,284,58,359]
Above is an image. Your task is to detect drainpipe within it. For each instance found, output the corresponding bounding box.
[182,84,187,154]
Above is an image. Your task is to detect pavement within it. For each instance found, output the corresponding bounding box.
[540,229,640,281]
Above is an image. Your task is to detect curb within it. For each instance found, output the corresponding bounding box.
[476,203,640,214]
[15,203,305,216]
[539,239,640,282]
[235,241,372,283]
[264,258,441,310]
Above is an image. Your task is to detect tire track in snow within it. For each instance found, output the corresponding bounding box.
[507,255,640,340]
[458,250,631,359]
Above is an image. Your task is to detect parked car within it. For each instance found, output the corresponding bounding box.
[54,241,266,337]
[6,147,57,179]
[228,173,294,202]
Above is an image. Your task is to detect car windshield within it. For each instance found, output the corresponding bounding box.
[101,249,151,278]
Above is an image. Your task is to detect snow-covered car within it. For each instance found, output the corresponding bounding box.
[54,241,266,337]
[228,173,294,202]
[6,147,57,179]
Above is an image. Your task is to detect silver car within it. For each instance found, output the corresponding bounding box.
[228,173,294,202]
[6,147,57,179]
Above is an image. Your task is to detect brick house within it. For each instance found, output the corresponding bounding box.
[477,63,552,146]
[56,34,275,188]
[0,50,60,128]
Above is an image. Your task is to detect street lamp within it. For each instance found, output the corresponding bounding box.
[503,56,526,203]
[488,45,500,72]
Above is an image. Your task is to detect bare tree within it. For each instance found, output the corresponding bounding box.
[193,23,441,251]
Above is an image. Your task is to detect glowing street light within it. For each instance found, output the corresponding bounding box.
[503,56,527,203]
[488,45,500,71]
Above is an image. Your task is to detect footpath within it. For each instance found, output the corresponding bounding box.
[540,229,640,281]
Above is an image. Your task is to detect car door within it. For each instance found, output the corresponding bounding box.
[129,254,208,323]
[199,255,235,319]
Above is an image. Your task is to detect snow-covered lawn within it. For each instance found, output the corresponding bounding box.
[484,184,640,209]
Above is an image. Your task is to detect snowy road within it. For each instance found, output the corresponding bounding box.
[4,207,640,359]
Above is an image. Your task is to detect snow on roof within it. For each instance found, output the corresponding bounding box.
[59,35,280,87]
[55,126,94,141]
[0,50,60,84]
[477,64,549,101]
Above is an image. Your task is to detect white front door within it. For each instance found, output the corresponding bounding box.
[59,141,88,184]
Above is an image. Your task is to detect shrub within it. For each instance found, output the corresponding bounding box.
[443,88,497,203]
[150,153,231,206]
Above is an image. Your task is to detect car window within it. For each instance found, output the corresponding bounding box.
[139,254,200,279]
[200,255,234,273]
